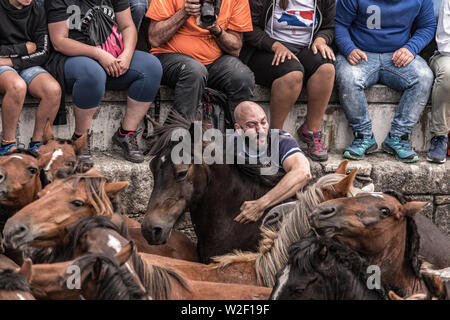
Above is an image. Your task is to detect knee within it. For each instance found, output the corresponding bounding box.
[314,63,335,81]
[335,64,364,91]
[274,71,303,90]
[6,78,27,100]
[39,82,62,105]
[179,60,208,84]
[228,66,255,92]
[433,66,450,92]
[137,53,163,82]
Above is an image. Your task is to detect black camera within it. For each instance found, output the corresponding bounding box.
[200,0,218,27]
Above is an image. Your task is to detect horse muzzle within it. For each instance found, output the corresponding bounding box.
[2,221,33,249]
[141,221,172,245]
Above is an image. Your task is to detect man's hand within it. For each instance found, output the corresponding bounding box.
[116,51,133,76]
[183,0,201,17]
[26,42,37,55]
[234,200,266,224]
[392,48,414,68]
[347,49,368,65]
[96,48,121,78]
[271,41,298,66]
[311,37,335,61]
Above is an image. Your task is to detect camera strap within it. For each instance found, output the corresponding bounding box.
[215,0,222,17]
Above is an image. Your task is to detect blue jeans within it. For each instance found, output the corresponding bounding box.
[65,50,162,109]
[129,0,149,31]
[0,65,48,86]
[335,52,434,137]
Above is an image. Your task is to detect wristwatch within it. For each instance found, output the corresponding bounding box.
[210,26,223,38]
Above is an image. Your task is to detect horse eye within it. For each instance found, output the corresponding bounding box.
[27,167,38,175]
[175,170,188,180]
[380,208,391,217]
[71,200,85,208]
[66,161,76,168]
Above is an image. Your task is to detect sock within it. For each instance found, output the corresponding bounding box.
[29,141,41,148]
[2,139,16,146]
[119,126,135,135]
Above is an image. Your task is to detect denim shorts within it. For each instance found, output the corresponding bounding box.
[0,65,48,86]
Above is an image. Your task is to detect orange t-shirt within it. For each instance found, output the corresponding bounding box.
[146,0,253,65]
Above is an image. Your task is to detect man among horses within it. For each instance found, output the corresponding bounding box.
[233,101,311,224]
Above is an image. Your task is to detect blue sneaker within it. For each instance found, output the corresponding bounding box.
[28,141,42,152]
[382,134,419,163]
[343,133,378,160]
[0,142,17,156]
[426,135,448,164]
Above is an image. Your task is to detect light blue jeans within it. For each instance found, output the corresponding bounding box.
[335,52,434,137]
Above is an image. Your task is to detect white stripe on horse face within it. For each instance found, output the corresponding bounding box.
[44,148,63,171]
[17,293,26,300]
[10,155,23,160]
[368,192,385,199]
[107,234,122,253]
[271,265,291,300]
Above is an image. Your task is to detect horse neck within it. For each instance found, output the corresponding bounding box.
[255,191,314,287]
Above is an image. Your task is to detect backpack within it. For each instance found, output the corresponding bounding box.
[199,88,234,133]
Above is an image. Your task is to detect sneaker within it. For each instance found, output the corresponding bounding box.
[298,124,328,161]
[343,133,378,160]
[382,133,419,163]
[0,142,17,156]
[426,135,448,164]
[28,141,42,152]
[72,131,94,172]
[112,128,145,163]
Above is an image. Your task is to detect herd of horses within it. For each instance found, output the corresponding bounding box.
[0,111,449,300]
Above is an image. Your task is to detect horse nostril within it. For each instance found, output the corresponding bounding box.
[319,207,336,219]
[5,224,29,247]
[0,174,5,183]
[152,227,162,239]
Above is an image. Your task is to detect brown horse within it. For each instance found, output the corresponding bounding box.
[36,122,88,184]
[0,150,52,232]
[309,191,433,297]
[142,111,355,263]
[2,169,198,262]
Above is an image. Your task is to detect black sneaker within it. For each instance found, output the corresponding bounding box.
[72,131,94,172]
[112,128,145,163]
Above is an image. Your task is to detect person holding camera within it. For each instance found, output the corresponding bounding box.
[146,0,255,119]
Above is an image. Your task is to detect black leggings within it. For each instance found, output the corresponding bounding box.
[247,45,334,88]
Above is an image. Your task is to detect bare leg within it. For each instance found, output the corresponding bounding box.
[269,71,303,130]
[28,73,61,142]
[0,71,27,142]
[73,106,98,136]
[305,64,335,131]
[121,97,152,131]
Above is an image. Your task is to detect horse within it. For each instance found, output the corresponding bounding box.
[24,244,151,300]
[36,122,88,184]
[270,232,391,300]
[141,111,353,263]
[0,149,52,232]
[309,191,435,297]
[1,169,197,263]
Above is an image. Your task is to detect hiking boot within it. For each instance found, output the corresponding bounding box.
[426,135,448,164]
[298,124,328,161]
[28,141,42,152]
[382,133,419,163]
[72,131,94,172]
[112,128,145,163]
[0,142,17,156]
[343,133,377,160]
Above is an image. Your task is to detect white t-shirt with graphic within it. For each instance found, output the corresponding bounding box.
[265,0,317,47]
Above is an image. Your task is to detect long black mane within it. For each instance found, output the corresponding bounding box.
[287,233,391,300]
[0,269,31,293]
[74,253,147,300]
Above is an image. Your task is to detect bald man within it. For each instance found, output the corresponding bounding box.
[232,101,311,224]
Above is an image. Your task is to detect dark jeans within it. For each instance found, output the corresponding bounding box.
[155,53,255,118]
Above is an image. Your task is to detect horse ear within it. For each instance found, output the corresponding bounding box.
[18,258,33,283]
[114,241,134,266]
[42,120,54,144]
[335,160,349,175]
[37,152,53,170]
[388,291,404,300]
[322,168,357,200]
[403,201,429,217]
[73,133,88,156]
[318,245,328,260]
[105,181,129,198]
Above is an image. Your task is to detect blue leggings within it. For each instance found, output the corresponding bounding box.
[65,50,162,109]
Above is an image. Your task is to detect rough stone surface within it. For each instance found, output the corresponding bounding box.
[435,204,450,235]
[435,195,450,205]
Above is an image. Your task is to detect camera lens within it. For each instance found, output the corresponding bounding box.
[201,1,216,26]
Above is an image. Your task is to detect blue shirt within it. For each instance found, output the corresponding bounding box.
[335,0,437,58]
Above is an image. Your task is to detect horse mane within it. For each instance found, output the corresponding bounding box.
[4,148,39,158]
[288,234,391,300]
[74,253,147,300]
[0,270,31,293]
[65,215,190,300]
[212,173,361,287]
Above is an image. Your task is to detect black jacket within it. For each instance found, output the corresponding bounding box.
[240,0,336,64]
[0,0,49,70]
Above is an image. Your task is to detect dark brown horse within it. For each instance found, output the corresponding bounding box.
[270,233,390,300]
[142,111,314,262]
[309,191,436,297]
